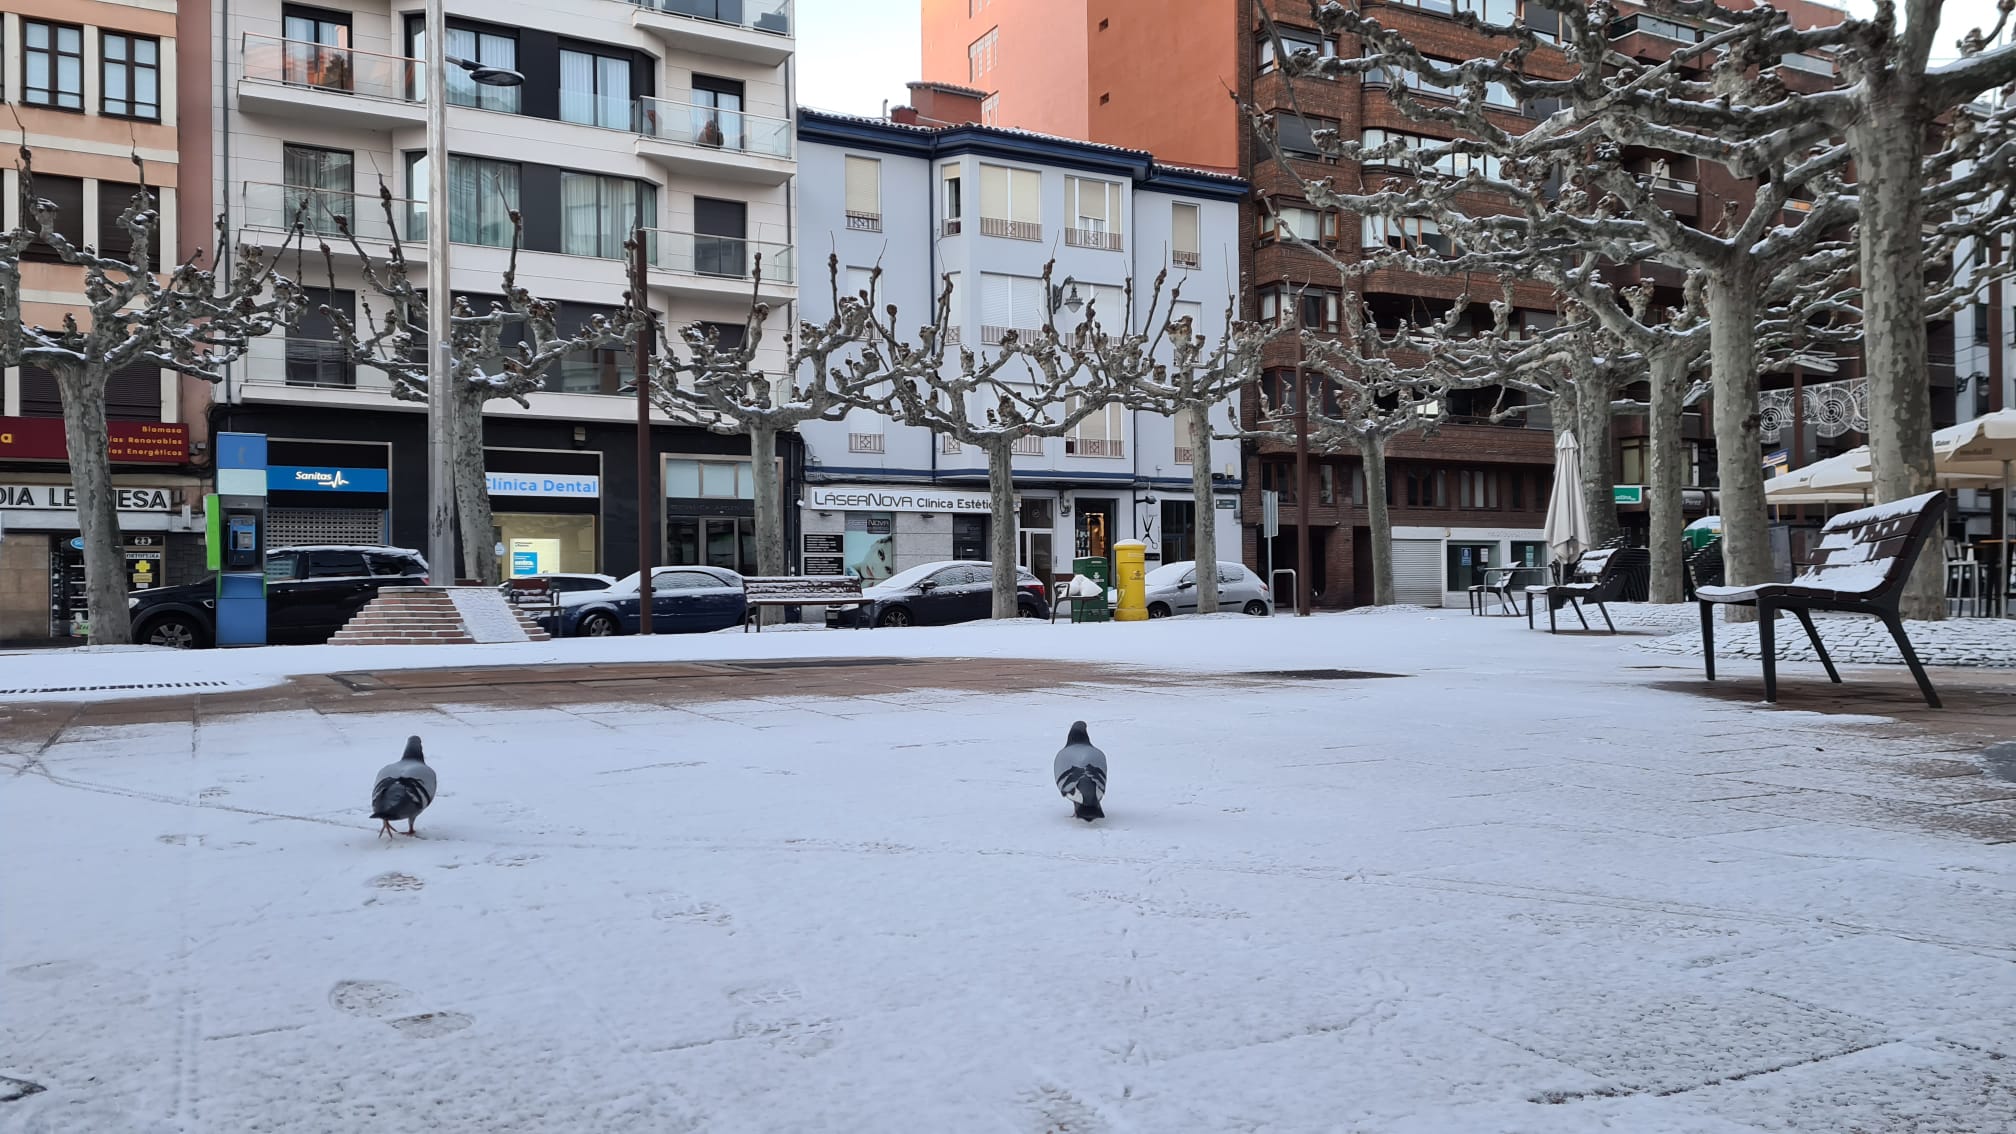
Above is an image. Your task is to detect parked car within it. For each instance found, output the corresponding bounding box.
[1143,561,1273,618]
[542,566,747,637]
[498,573,616,607]
[828,561,1051,628]
[128,545,431,648]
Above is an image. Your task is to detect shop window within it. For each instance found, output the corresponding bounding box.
[953,514,989,560]
[497,513,598,575]
[844,511,895,580]
[1019,497,1054,581]
[1510,539,1547,568]
[664,458,754,499]
[1446,541,1497,591]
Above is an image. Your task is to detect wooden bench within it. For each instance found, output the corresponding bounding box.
[1524,545,1649,633]
[741,575,864,632]
[1695,490,1947,707]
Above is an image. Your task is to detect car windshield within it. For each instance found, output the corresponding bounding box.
[871,562,955,591]
[1144,563,1194,587]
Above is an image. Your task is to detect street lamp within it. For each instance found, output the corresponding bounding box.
[424,0,523,585]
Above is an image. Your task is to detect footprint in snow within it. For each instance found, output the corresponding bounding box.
[367,871,424,892]
[329,980,475,1039]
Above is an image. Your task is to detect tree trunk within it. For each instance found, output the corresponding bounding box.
[749,423,786,624]
[1851,97,1945,621]
[1706,259,1768,623]
[451,388,496,585]
[1574,374,1621,548]
[1646,348,1689,603]
[1358,435,1395,606]
[987,440,1020,619]
[58,369,132,644]
[1190,403,1220,613]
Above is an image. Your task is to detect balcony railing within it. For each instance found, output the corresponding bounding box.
[239,34,419,103]
[1066,438,1125,457]
[1012,436,1044,456]
[1649,175,1698,194]
[980,217,1042,242]
[284,339,357,389]
[644,229,795,284]
[635,95,791,156]
[848,432,885,453]
[1065,227,1124,251]
[846,212,883,232]
[628,0,792,36]
[980,325,1044,345]
[240,181,405,243]
[1172,250,1201,268]
[1779,51,1833,75]
[1173,445,1194,464]
[941,219,963,236]
[1609,13,1703,43]
[941,435,962,455]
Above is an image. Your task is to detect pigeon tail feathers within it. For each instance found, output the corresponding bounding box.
[371,777,430,821]
[1073,793,1105,822]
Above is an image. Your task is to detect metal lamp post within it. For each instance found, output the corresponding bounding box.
[423,0,522,583]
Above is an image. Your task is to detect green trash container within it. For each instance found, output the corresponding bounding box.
[1684,516,1722,553]
[1070,555,1112,623]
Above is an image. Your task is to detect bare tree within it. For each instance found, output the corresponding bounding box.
[311,187,631,584]
[2,150,303,643]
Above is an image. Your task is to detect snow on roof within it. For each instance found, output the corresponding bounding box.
[797,107,1248,188]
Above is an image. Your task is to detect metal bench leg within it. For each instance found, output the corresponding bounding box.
[1595,600,1616,634]
[1699,601,1716,681]
[1790,608,1840,683]
[1567,597,1588,631]
[1878,610,1943,709]
[1547,595,1559,634]
[1526,591,1535,629]
[1758,604,1778,703]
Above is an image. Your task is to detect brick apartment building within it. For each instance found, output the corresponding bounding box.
[923,0,1893,606]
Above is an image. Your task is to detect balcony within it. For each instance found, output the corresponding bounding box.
[237,181,410,261]
[1172,250,1201,269]
[848,432,885,454]
[634,96,794,186]
[1174,445,1193,464]
[1065,227,1124,252]
[1012,436,1045,456]
[235,35,425,130]
[643,228,795,303]
[1066,438,1125,458]
[980,217,1043,242]
[627,0,793,66]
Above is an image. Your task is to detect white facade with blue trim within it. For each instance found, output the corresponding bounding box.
[794,108,1247,583]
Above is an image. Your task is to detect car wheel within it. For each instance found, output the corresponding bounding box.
[139,615,206,649]
[876,606,913,628]
[1016,602,1044,619]
[1148,603,1172,619]
[579,612,620,637]
[1244,600,1270,616]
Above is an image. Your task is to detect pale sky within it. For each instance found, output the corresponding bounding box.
[789,0,2014,120]
[795,0,923,118]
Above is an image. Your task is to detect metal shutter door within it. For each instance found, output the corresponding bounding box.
[1390,538,1444,607]
[265,507,387,548]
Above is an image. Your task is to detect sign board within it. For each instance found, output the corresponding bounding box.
[802,555,845,575]
[806,484,995,514]
[487,472,601,499]
[511,551,540,576]
[0,417,190,464]
[1762,448,1791,478]
[1262,490,1280,538]
[1613,485,1644,506]
[268,465,390,493]
[1216,498,1237,509]
[802,532,843,555]
[2,484,176,512]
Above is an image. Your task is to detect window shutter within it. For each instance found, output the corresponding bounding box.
[981,273,1014,330]
[18,366,63,417]
[1107,182,1124,236]
[844,157,880,216]
[105,365,163,421]
[844,266,874,301]
[980,164,1009,218]
[1011,275,1045,330]
[1072,178,1106,226]
[1010,168,1041,224]
[1172,203,1199,255]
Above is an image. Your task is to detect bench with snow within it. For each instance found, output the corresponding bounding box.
[1695,490,1947,708]
[741,575,864,632]
[1524,545,1650,634]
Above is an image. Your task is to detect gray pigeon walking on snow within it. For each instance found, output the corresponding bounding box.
[371,736,437,838]
[1053,721,1107,822]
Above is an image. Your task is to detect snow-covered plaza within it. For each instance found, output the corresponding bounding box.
[3,610,2013,1133]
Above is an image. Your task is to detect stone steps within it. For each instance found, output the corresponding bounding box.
[331,586,551,646]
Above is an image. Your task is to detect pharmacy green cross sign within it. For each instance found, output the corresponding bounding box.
[1613,486,1644,505]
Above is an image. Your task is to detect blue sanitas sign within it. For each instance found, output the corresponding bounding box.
[268,465,389,493]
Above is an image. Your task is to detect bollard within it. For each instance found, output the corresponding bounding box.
[1113,540,1148,622]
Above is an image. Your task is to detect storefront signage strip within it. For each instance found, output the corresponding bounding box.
[0,417,190,464]
[1,484,176,511]
[487,473,601,499]
[268,465,390,493]
[806,485,1000,514]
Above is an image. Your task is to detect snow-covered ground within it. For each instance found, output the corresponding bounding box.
[3,610,2013,1132]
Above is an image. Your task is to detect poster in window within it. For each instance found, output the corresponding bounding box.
[843,512,895,581]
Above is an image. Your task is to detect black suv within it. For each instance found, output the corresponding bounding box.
[128,546,431,648]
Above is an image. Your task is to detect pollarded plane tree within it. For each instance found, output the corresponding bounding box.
[2,150,304,644]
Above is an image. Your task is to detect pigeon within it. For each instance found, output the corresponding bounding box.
[1053,721,1107,822]
[371,736,437,839]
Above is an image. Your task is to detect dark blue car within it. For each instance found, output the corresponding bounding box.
[542,566,747,637]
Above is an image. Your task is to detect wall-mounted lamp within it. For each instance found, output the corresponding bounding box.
[571,424,588,449]
[1059,500,1074,517]
[817,510,834,519]
[919,512,936,520]
[1049,276,1083,315]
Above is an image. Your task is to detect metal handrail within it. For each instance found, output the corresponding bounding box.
[635,95,792,156]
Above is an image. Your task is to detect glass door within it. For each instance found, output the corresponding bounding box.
[704,518,741,571]
[283,9,351,91]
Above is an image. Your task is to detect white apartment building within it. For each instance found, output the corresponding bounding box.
[793,87,1246,584]
[207,0,795,576]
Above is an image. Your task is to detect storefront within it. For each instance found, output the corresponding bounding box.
[0,479,205,640]
[265,439,393,546]
[489,448,602,576]
[666,455,768,574]
[801,482,1001,581]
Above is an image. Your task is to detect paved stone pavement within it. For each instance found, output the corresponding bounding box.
[1615,604,2016,669]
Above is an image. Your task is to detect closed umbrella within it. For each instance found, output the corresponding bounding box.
[1932,409,2016,615]
[1543,430,1592,575]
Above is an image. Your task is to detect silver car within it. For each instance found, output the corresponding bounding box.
[1143,561,1273,617]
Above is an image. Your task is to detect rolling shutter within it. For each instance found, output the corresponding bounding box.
[1390,538,1444,606]
[265,507,387,548]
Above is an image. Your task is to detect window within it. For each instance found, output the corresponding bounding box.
[23,21,84,110]
[1360,129,1503,180]
[1065,177,1123,250]
[1260,461,1297,503]
[845,156,882,231]
[971,0,992,14]
[693,196,747,276]
[562,173,654,259]
[664,459,755,500]
[691,74,745,149]
[1520,0,1560,41]
[969,27,998,82]
[95,182,150,261]
[1256,27,1335,74]
[560,47,634,129]
[1618,438,1647,485]
[1066,397,1125,457]
[290,287,356,388]
[306,549,370,578]
[1171,202,1200,267]
[1363,215,1453,255]
[1446,542,1496,590]
[1259,204,1338,245]
[1319,464,1336,505]
[1403,469,1448,508]
[1349,466,1367,506]
[20,175,82,262]
[552,301,633,394]
[1975,302,1991,345]
[695,320,747,349]
[1457,469,1501,508]
[284,144,354,236]
[978,164,1042,240]
[1271,113,1338,160]
[1257,285,1340,332]
[282,7,351,91]
[407,154,520,247]
[981,93,1000,126]
[100,34,161,120]
[941,164,964,234]
[409,22,520,113]
[979,272,1046,343]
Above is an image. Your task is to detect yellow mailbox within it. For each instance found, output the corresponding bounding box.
[1113,540,1148,622]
